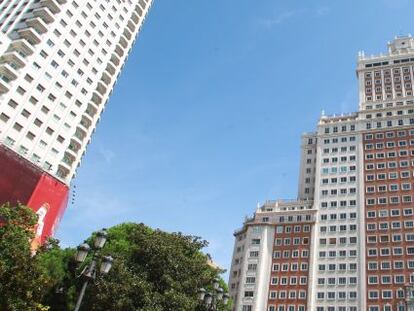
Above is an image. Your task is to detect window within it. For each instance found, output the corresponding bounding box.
[404,208,414,216]
[247,264,257,271]
[13,123,23,132]
[36,84,45,92]
[395,275,405,284]
[246,277,255,284]
[0,113,10,123]
[21,109,30,118]
[369,291,379,299]
[382,290,392,299]
[244,291,254,298]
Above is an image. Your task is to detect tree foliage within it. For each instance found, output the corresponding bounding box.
[0,203,230,311]
[57,223,230,311]
[0,203,49,311]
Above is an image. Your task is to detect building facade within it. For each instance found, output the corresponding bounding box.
[0,0,152,242]
[229,36,414,311]
[230,200,316,311]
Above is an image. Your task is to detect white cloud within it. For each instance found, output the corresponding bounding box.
[258,6,330,29]
[98,145,116,164]
[258,10,295,28]
[315,7,330,17]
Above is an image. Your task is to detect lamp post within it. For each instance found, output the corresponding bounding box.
[198,278,230,310]
[73,229,114,311]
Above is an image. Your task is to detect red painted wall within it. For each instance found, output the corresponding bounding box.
[0,145,42,205]
[0,145,69,246]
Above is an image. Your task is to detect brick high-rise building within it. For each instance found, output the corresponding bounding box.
[0,0,152,244]
[229,35,414,311]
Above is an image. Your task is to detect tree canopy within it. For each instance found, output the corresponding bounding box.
[0,203,231,311]
[0,203,48,311]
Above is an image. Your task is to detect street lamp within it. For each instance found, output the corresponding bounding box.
[100,256,114,274]
[94,229,108,249]
[73,229,114,311]
[213,278,220,290]
[198,279,230,310]
[205,293,213,306]
[198,288,206,301]
[75,243,90,263]
[216,288,224,300]
[222,293,230,306]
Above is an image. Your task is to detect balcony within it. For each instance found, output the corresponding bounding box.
[127,20,136,33]
[135,5,143,17]
[40,0,61,14]
[115,44,124,58]
[131,10,140,24]
[119,35,128,49]
[105,62,115,76]
[17,28,41,45]
[80,116,91,130]
[68,139,81,155]
[96,82,107,96]
[33,7,55,24]
[25,17,48,34]
[120,33,129,46]
[9,39,34,55]
[82,112,93,123]
[0,51,26,68]
[0,64,18,81]
[59,161,71,173]
[91,91,103,106]
[74,127,87,142]
[85,104,97,119]
[123,27,132,40]
[62,152,75,167]
[72,134,82,145]
[56,165,70,180]
[110,53,120,67]
[101,71,111,85]
[138,0,147,9]
[0,78,10,94]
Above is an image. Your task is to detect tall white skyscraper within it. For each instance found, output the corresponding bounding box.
[229,35,414,311]
[0,0,153,242]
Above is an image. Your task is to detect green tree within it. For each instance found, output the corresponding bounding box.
[0,203,49,311]
[43,223,231,311]
[0,203,230,311]
[36,239,78,311]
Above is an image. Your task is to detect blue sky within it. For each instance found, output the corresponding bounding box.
[56,0,414,273]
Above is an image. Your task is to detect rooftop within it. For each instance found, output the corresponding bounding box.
[319,112,358,124]
[358,35,414,63]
